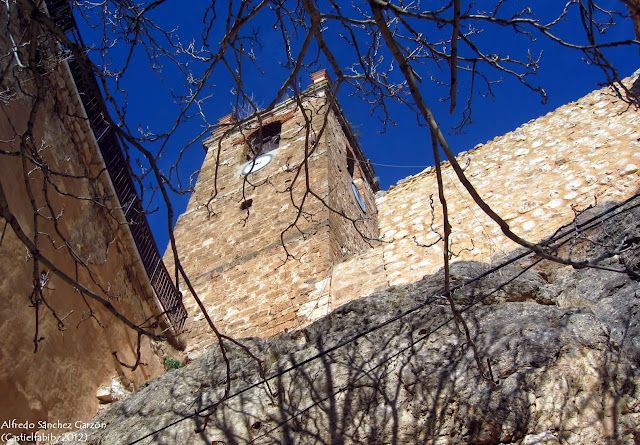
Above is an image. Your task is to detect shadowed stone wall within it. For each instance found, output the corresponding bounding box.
[71,198,640,445]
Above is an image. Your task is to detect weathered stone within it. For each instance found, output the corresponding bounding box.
[330,71,640,321]
[621,164,638,176]
[95,387,113,403]
[69,202,640,445]
[96,378,130,404]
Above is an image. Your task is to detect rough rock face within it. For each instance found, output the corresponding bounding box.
[71,199,640,445]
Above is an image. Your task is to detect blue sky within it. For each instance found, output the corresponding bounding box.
[75,1,639,250]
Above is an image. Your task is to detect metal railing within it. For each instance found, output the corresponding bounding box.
[46,0,187,332]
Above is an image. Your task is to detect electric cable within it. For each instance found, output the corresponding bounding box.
[248,194,640,441]
[346,155,431,169]
[248,256,544,443]
[128,192,640,444]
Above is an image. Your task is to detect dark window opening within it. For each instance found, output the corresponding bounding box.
[347,157,355,177]
[247,122,281,160]
[346,146,356,177]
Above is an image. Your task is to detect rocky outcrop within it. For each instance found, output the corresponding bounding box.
[68,198,640,444]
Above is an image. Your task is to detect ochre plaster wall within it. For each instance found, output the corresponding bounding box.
[330,71,640,307]
[0,27,167,436]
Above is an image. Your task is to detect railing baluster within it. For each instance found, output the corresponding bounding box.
[46,0,187,332]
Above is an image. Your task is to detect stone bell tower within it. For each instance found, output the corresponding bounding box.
[167,70,378,350]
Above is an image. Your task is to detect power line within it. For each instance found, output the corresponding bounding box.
[129,192,640,444]
[131,193,640,443]
[347,155,431,169]
[249,194,640,441]
[248,256,544,443]
[369,161,431,168]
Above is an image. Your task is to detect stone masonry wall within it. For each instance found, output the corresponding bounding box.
[173,70,639,355]
[330,70,640,308]
[167,82,378,355]
[0,10,168,437]
[325,108,379,261]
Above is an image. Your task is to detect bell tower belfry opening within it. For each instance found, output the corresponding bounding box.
[167,70,379,351]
